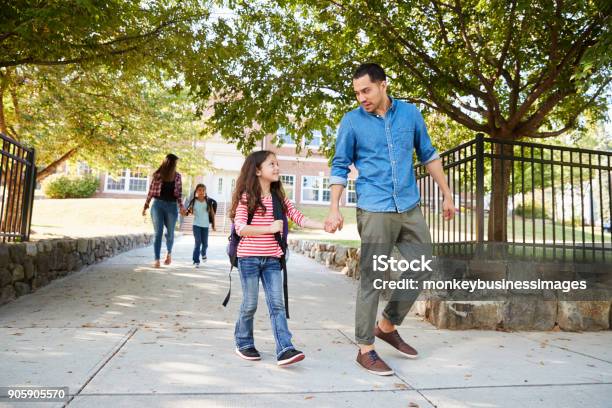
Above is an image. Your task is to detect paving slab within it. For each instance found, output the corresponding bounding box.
[421,384,612,408]
[362,328,612,389]
[79,328,409,394]
[69,390,434,408]
[517,331,612,363]
[0,327,132,408]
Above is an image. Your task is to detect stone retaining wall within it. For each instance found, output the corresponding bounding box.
[288,239,612,331]
[0,233,153,305]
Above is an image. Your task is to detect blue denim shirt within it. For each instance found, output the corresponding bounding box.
[330,97,439,213]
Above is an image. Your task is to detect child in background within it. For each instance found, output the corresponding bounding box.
[186,184,217,267]
[229,150,324,366]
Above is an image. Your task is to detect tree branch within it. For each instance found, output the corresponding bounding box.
[494,0,517,81]
[0,44,143,68]
[508,15,605,129]
[0,17,191,68]
[329,0,488,102]
[455,0,504,129]
[36,147,80,182]
[526,78,611,138]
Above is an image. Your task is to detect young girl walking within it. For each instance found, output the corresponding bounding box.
[229,150,324,366]
[186,184,217,267]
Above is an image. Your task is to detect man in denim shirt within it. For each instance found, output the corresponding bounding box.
[325,63,455,376]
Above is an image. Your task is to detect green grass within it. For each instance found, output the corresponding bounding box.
[438,212,608,244]
[316,239,360,248]
[296,205,357,224]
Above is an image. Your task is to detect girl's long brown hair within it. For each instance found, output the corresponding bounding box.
[229,150,287,220]
[155,153,178,182]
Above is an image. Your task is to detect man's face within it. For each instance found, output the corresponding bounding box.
[353,75,387,112]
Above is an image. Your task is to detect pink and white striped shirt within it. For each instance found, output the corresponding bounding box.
[235,193,305,258]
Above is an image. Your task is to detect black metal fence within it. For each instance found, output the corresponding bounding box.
[0,133,36,242]
[415,133,612,263]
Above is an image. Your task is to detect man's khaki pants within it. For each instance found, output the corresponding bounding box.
[355,205,433,345]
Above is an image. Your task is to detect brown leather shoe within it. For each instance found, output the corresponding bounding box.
[374,323,418,359]
[356,350,394,376]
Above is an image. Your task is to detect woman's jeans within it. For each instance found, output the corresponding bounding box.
[234,256,294,359]
[150,199,178,260]
[192,225,209,263]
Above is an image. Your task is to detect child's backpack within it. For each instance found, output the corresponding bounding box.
[223,191,291,317]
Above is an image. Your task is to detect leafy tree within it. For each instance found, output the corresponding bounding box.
[185,0,611,241]
[4,65,207,181]
[0,0,212,179]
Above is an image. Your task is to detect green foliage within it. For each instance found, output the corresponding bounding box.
[183,0,611,155]
[43,174,99,198]
[0,1,211,73]
[0,1,214,180]
[287,218,297,231]
[514,200,550,220]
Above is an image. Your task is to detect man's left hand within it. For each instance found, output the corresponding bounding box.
[442,195,456,220]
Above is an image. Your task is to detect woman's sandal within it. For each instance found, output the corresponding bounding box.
[153,260,161,268]
[164,254,172,265]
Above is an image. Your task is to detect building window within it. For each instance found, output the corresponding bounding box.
[277,127,296,146]
[346,179,357,205]
[301,175,330,204]
[76,162,93,176]
[217,177,223,195]
[105,169,149,194]
[278,128,326,148]
[231,178,236,192]
[306,130,322,148]
[280,174,295,201]
[128,169,148,192]
[106,170,127,191]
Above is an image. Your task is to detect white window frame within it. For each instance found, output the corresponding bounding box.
[277,127,329,151]
[280,174,296,202]
[301,175,331,205]
[305,129,323,149]
[104,168,149,194]
[127,168,149,193]
[76,161,94,177]
[276,127,297,147]
[346,179,357,206]
[217,177,224,195]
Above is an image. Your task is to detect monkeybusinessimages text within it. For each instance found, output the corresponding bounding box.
[372,255,587,293]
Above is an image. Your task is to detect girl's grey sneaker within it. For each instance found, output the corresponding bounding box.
[201,256,207,262]
[277,349,305,366]
[193,262,200,268]
[235,347,261,361]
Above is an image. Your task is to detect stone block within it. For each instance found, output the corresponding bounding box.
[557,301,611,331]
[502,297,557,330]
[425,299,504,330]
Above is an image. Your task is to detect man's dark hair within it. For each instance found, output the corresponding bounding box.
[353,63,386,82]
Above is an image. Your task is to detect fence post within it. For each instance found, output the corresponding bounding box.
[22,149,36,241]
[475,133,485,243]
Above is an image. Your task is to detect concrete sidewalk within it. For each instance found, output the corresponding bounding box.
[0,235,610,408]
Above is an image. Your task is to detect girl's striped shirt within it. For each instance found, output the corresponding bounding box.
[235,193,305,258]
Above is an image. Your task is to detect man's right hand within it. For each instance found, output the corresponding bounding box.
[325,208,344,233]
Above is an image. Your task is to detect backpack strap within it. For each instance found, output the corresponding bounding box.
[271,192,290,318]
[222,207,255,308]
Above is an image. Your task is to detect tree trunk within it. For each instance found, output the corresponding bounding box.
[487,142,513,242]
[0,80,7,135]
